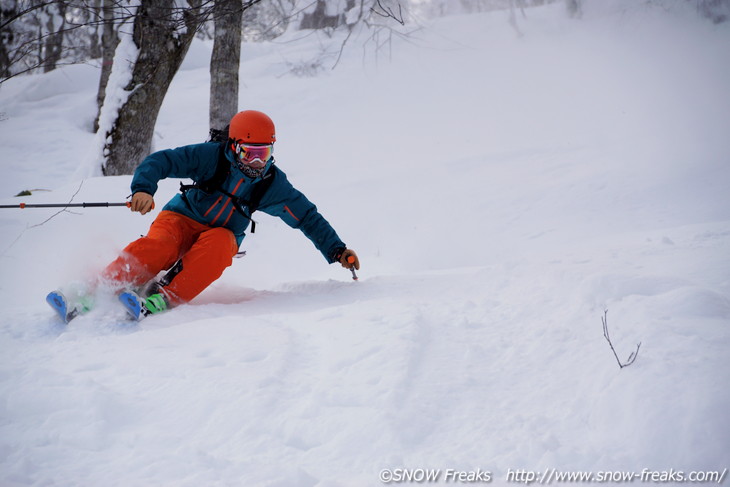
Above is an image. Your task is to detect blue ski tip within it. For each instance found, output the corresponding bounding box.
[118,291,144,321]
[46,290,78,323]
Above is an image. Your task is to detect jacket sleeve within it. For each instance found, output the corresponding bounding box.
[258,167,346,263]
[130,143,220,196]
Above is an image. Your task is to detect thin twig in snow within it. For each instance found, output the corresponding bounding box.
[602,309,641,369]
[1,181,85,258]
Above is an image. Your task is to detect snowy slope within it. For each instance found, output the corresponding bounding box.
[1,1,729,486]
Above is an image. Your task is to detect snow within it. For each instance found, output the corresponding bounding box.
[1,1,729,485]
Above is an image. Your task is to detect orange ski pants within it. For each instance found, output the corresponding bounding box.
[102,210,238,305]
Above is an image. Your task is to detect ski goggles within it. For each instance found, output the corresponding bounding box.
[233,142,273,169]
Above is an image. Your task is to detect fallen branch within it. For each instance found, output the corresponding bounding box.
[602,309,641,369]
[1,181,85,258]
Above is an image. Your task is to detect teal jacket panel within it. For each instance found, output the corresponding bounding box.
[130,142,346,262]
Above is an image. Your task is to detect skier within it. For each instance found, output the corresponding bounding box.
[48,110,359,321]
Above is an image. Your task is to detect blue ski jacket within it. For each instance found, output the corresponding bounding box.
[130,142,346,263]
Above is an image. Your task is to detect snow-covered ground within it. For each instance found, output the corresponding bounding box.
[1,1,729,485]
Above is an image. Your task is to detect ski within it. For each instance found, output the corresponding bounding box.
[118,290,148,321]
[46,290,86,323]
[47,288,162,323]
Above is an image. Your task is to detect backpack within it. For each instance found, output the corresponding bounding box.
[178,125,276,233]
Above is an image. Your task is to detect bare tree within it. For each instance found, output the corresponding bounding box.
[1,0,60,79]
[300,0,344,30]
[102,0,267,175]
[101,0,205,175]
[0,0,19,78]
[93,0,122,131]
[42,1,67,71]
[1,0,127,82]
[239,0,293,42]
[209,0,244,132]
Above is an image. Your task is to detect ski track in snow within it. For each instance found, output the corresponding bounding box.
[1,1,729,485]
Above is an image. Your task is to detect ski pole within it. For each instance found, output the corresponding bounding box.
[347,255,359,281]
[0,202,132,209]
[0,201,156,209]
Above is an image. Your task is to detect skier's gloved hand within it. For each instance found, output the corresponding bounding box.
[339,249,360,270]
[130,192,155,215]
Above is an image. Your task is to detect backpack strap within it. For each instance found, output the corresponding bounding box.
[180,142,230,196]
[200,142,230,192]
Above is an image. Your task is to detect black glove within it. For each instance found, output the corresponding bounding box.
[338,249,360,270]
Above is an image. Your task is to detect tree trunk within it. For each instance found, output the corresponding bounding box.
[0,35,10,79]
[93,0,120,132]
[300,0,341,30]
[88,0,102,59]
[102,0,202,175]
[42,2,66,73]
[209,0,243,132]
[0,0,18,79]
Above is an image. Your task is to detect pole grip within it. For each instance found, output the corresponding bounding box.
[346,255,358,281]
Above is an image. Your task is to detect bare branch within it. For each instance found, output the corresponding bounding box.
[371,0,404,26]
[1,0,267,83]
[1,181,85,258]
[602,309,641,369]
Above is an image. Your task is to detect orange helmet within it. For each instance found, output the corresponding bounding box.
[229,110,276,144]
